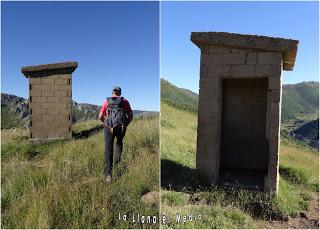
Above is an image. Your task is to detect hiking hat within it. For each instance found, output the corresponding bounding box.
[112,86,121,96]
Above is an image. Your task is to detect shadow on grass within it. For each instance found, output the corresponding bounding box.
[161,159,205,193]
[72,125,103,140]
[161,159,289,221]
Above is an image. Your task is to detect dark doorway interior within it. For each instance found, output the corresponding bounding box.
[219,79,268,191]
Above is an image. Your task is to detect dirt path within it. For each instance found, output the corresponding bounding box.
[259,194,319,229]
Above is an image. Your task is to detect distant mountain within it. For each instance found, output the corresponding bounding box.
[291,119,319,149]
[160,78,198,112]
[1,93,157,129]
[1,94,29,129]
[160,79,319,149]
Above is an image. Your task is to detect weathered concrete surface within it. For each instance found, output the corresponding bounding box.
[191,32,298,70]
[22,62,78,143]
[191,32,298,194]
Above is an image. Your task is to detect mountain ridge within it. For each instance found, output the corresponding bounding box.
[1,93,157,129]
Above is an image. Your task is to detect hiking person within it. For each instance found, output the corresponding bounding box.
[98,86,133,182]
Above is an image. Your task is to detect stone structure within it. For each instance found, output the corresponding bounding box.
[191,32,298,193]
[22,62,78,143]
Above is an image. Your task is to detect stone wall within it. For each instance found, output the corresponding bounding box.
[22,62,78,143]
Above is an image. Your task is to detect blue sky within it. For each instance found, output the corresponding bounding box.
[1,1,159,111]
[161,1,319,93]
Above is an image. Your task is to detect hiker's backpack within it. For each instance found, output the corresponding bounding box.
[105,97,126,128]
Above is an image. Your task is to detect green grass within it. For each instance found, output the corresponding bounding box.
[1,117,159,228]
[282,81,319,121]
[160,78,198,113]
[160,101,319,228]
[1,106,25,129]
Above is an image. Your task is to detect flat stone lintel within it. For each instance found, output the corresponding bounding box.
[22,61,78,78]
[191,32,298,71]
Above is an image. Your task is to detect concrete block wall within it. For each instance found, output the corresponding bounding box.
[22,62,78,143]
[191,32,299,194]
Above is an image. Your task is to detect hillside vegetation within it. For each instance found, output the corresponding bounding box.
[160,79,198,112]
[282,81,319,122]
[1,116,159,228]
[160,102,318,229]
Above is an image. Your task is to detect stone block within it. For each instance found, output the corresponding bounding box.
[55,114,69,121]
[60,109,71,115]
[269,102,280,117]
[256,64,281,77]
[42,79,54,84]
[201,54,222,65]
[42,115,54,121]
[200,76,220,89]
[29,102,42,109]
[268,89,281,102]
[55,91,68,97]
[46,108,60,115]
[30,78,42,84]
[33,84,59,91]
[59,96,71,102]
[223,53,246,64]
[257,52,282,65]
[42,91,54,97]
[55,79,69,85]
[200,65,208,78]
[209,45,231,53]
[32,97,46,103]
[46,97,59,103]
[268,145,279,163]
[268,77,281,90]
[230,65,255,77]
[30,90,42,97]
[270,117,280,130]
[42,103,67,109]
[199,111,219,123]
[60,85,71,91]
[246,52,256,64]
[32,108,46,116]
[208,65,230,77]
[200,45,209,54]
[59,74,71,79]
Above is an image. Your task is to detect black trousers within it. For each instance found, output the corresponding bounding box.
[103,126,126,176]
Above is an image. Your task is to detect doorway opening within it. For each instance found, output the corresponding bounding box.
[219,79,269,191]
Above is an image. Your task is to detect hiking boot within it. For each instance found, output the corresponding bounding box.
[105,174,112,183]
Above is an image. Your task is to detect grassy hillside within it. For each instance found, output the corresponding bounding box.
[160,101,318,229]
[282,81,319,122]
[160,78,198,112]
[1,117,159,228]
[160,79,319,149]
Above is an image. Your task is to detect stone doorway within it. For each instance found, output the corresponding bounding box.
[191,31,299,194]
[219,78,268,191]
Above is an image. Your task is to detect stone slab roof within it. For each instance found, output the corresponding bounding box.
[22,61,78,78]
[191,32,299,71]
